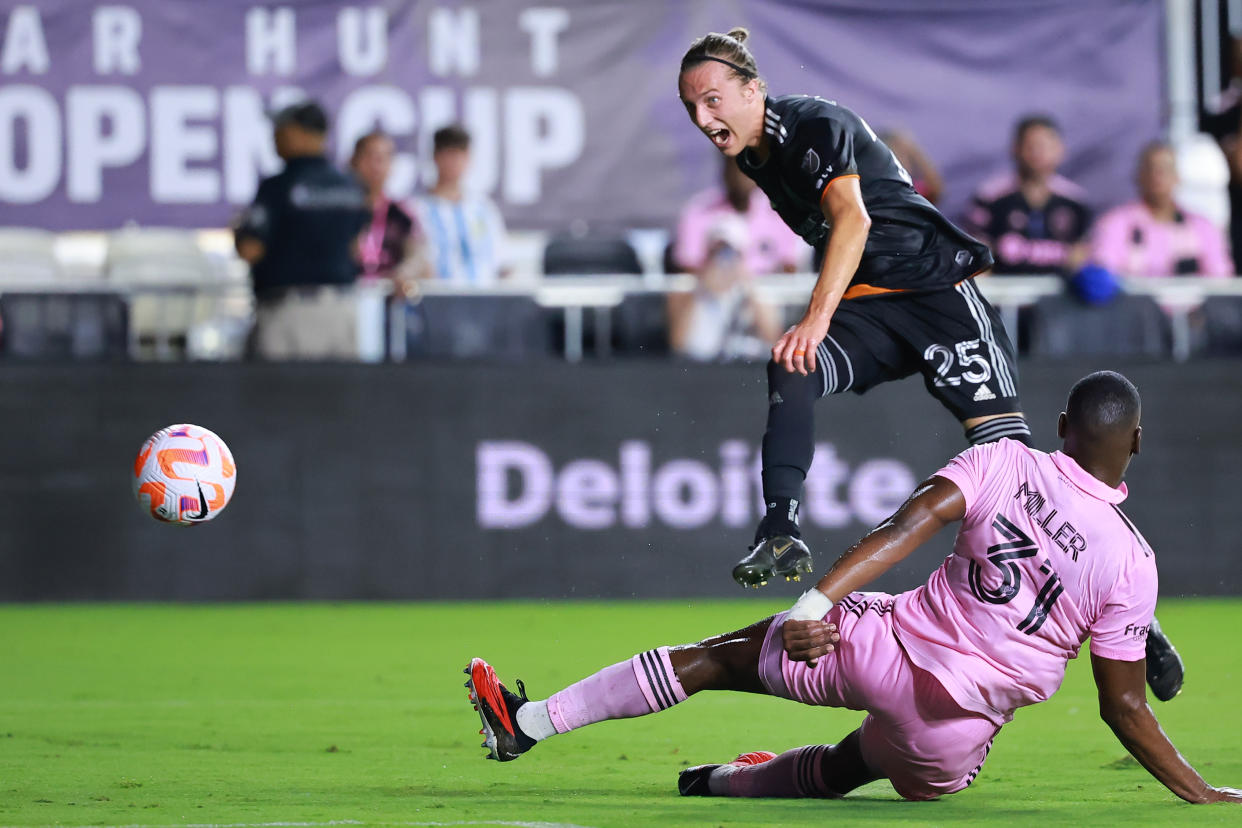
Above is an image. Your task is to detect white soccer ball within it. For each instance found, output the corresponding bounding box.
[132,424,237,525]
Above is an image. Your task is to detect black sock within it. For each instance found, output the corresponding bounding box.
[758,496,801,542]
[761,358,819,500]
[965,414,1031,446]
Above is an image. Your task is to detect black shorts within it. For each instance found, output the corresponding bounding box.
[812,279,1021,421]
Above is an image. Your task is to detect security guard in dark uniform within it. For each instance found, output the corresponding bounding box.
[235,101,368,360]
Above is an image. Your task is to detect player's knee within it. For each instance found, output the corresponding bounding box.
[767,358,818,403]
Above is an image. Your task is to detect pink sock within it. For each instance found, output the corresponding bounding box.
[546,647,688,733]
[717,745,834,798]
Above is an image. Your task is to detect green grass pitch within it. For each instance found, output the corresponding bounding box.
[1,599,1240,827]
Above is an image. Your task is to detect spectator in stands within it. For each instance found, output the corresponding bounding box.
[879,129,944,205]
[1202,36,1242,271]
[668,213,783,361]
[235,101,368,360]
[414,125,507,285]
[1091,141,1232,278]
[968,115,1092,275]
[673,156,805,275]
[351,130,428,288]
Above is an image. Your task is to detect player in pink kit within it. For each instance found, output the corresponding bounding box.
[466,372,1241,804]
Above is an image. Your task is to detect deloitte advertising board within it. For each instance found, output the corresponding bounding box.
[476,440,916,534]
[4,362,1240,600]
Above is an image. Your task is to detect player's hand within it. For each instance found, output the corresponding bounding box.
[771,314,831,376]
[1206,786,1242,803]
[782,619,839,668]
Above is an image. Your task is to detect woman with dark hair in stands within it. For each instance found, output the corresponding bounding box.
[350,130,427,290]
[675,27,1183,701]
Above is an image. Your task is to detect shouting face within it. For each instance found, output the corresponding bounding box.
[678,61,764,158]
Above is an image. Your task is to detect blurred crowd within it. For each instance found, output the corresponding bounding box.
[3,92,1242,363]
[217,94,1242,363]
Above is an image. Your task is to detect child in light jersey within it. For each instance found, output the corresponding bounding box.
[465,371,1241,805]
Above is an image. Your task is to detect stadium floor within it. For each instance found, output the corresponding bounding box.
[1,599,1240,827]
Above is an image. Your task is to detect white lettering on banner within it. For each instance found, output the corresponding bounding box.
[2,6,50,75]
[504,87,583,203]
[92,6,142,76]
[0,85,59,202]
[338,7,387,77]
[619,441,650,528]
[66,85,145,202]
[519,7,569,78]
[428,7,479,77]
[462,87,499,193]
[223,86,284,202]
[851,460,915,524]
[246,7,296,76]
[652,460,719,529]
[476,441,553,528]
[7,9,590,214]
[475,440,918,531]
[150,86,220,202]
[336,85,417,194]
[803,444,851,528]
[557,459,619,530]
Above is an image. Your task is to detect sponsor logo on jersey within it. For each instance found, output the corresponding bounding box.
[801,148,820,174]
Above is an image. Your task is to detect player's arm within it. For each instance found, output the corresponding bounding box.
[1092,654,1242,803]
[782,475,965,663]
[234,181,274,264]
[774,175,870,376]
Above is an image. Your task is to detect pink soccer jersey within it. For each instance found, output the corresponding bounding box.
[892,439,1158,725]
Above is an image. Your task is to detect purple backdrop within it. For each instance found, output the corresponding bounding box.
[0,0,1163,231]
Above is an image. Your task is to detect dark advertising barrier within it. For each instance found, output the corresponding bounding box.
[0,360,1238,601]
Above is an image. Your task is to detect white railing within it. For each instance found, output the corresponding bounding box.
[2,273,1241,362]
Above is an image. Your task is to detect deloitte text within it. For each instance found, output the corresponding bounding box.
[476,440,917,531]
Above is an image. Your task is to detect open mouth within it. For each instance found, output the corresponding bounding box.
[707,128,731,148]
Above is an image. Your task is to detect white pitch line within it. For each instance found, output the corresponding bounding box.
[19,824,595,827]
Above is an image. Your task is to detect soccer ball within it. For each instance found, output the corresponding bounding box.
[133,424,237,525]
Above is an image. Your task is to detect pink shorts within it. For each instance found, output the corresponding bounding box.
[759,592,1001,800]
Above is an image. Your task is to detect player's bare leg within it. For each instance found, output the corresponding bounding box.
[466,616,881,797]
[961,411,1184,701]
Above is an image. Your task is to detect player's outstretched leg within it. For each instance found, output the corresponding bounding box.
[679,730,880,798]
[465,616,784,762]
[1145,617,1184,701]
[736,359,818,588]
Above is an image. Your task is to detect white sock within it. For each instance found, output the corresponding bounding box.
[515,699,557,741]
[707,764,739,796]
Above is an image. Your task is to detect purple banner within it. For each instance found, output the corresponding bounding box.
[0,0,1163,231]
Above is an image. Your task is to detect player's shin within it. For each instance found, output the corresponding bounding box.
[527,647,689,741]
[760,358,820,536]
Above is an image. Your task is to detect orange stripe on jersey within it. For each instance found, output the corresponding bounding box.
[842,283,907,300]
[819,173,861,207]
[842,277,972,302]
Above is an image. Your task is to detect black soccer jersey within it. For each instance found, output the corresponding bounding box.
[967,175,1092,275]
[736,95,992,295]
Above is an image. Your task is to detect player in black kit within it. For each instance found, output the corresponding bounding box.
[676,27,1183,701]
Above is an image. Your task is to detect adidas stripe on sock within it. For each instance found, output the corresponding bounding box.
[965,414,1031,446]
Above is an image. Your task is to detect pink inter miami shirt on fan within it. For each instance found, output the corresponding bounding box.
[893,439,1158,725]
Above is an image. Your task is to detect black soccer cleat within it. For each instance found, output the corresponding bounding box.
[1145,618,1184,702]
[464,657,537,761]
[678,752,776,796]
[733,535,813,588]
[678,764,723,796]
